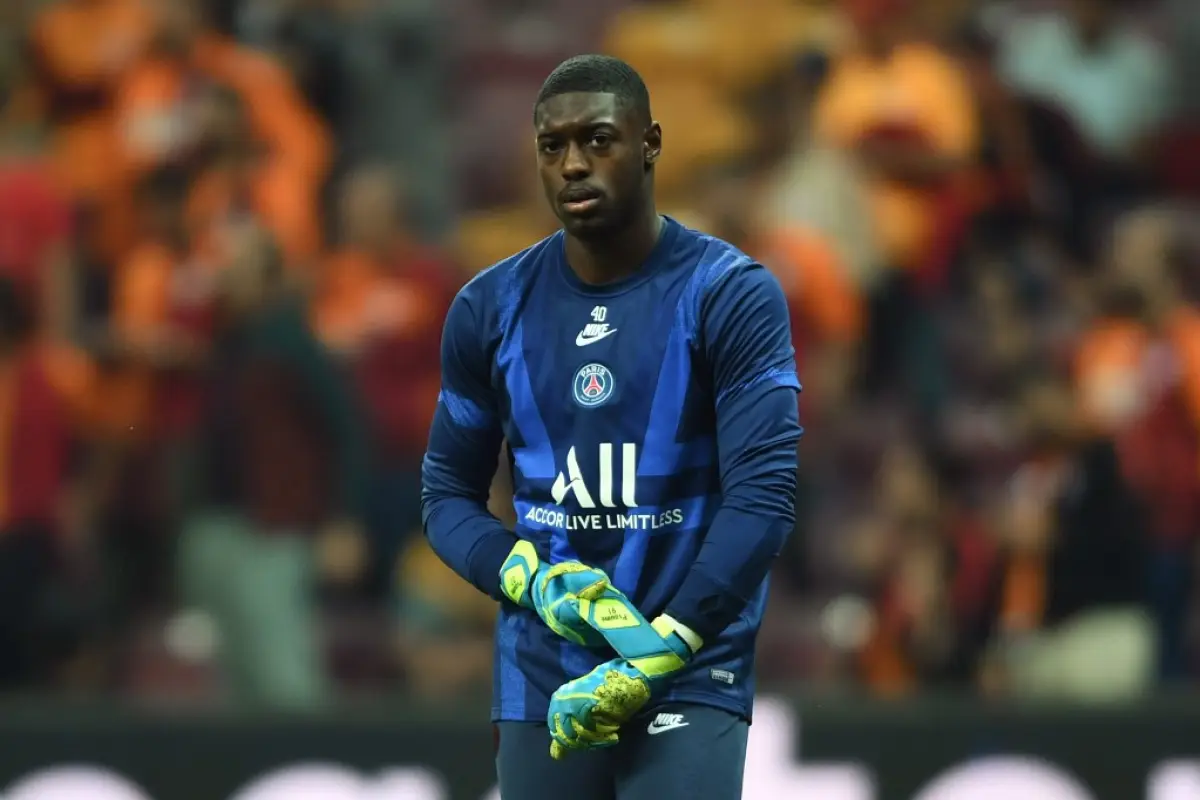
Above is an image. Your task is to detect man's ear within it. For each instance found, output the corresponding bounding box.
[644,121,662,170]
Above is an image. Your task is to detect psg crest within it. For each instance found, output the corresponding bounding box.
[572,363,615,408]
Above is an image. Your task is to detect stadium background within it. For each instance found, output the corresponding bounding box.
[0,0,1198,797]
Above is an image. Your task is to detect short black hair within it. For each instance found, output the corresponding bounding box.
[534,54,651,124]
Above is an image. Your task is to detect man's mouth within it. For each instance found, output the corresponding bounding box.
[560,189,602,215]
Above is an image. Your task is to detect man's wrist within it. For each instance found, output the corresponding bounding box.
[468,531,522,602]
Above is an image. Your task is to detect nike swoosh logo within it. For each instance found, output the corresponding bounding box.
[576,328,618,346]
[646,721,689,735]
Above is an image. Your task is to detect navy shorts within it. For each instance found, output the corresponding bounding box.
[495,703,749,800]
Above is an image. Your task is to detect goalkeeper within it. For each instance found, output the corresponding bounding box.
[420,55,802,800]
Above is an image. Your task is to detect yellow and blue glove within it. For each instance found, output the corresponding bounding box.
[498,540,612,647]
[546,612,703,759]
[498,542,704,758]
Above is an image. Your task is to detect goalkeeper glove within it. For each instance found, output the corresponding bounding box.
[498,540,612,647]
[546,613,702,759]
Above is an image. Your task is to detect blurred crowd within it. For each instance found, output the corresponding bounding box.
[0,0,1197,709]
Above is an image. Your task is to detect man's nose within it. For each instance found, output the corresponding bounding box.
[561,142,590,180]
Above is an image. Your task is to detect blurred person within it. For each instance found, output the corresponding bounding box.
[932,261,1043,469]
[332,0,453,239]
[114,0,329,265]
[814,0,978,393]
[177,222,369,709]
[313,163,458,594]
[422,55,801,797]
[183,82,324,269]
[689,158,863,421]
[0,276,80,688]
[235,0,454,238]
[1076,208,1200,680]
[28,0,154,260]
[756,53,883,294]
[945,20,1037,247]
[851,442,998,695]
[231,0,345,122]
[984,367,1153,701]
[995,0,1172,258]
[314,164,455,362]
[996,0,1172,165]
[0,51,78,341]
[67,167,215,634]
[105,167,214,435]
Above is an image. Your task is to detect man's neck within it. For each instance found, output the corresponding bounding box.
[564,210,663,286]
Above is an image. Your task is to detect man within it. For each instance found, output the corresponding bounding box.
[1075,209,1200,681]
[812,0,976,394]
[997,0,1171,164]
[421,55,802,799]
[0,276,77,687]
[314,164,458,593]
[177,222,368,709]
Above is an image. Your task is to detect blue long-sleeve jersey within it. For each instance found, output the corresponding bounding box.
[421,217,802,723]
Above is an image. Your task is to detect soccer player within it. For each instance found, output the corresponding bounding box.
[421,55,802,799]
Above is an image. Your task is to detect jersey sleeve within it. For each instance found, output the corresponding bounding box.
[664,262,803,643]
[420,288,517,600]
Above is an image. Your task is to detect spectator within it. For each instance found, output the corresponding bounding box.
[235,0,455,238]
[1075,208,1200,681]
[997,0,1172,164]
[0,276,77,687]
[757,52,882,295]
[176,222,369,709]
[984,367,1153,701]
[313,164,458,594]
[114,0,329,267]
[104,168,212,438]
[28,0,154,261]
[813,0,978,393]
[0,51,76,340]
[72,168,212,635]
[183,83,324,270]
[852,442,997,695]
[690,159,863,420]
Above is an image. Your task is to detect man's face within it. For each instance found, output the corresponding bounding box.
[534,92,658,239]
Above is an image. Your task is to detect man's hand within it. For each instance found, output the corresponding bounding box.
[498,541,611,647]
[546,613,701,759]
[547,660,648,758]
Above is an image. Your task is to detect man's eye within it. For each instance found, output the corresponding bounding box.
[539,140,561,154]
[590,134,612,148]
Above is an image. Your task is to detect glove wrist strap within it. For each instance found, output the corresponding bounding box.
[653,614,704,654]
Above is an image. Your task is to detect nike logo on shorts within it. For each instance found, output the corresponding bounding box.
[647,713,689,735]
